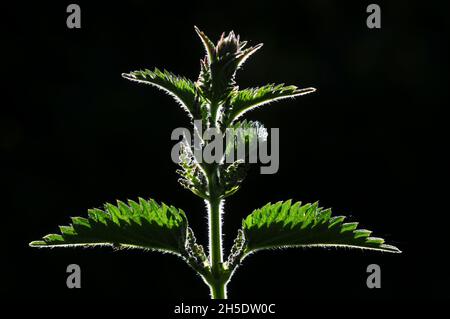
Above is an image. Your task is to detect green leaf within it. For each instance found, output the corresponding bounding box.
[224,120,266,160]
[176,141,209,199]
[194,26,216,63]
[194,28,264,104]
[29,198,189,255]
[227,84,316,124]
[234,43,264,71]
[240,200,401,256]
[122,68,197,117]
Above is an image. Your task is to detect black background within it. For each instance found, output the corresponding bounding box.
[3,0,449,305]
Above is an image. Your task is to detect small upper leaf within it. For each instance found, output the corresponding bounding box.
[194,26,216,64]
[224,120,267,161]
[30,198,189,255]
[226,84,316,124]
[239,200,401,256]
[122,68,197,117]
[195,27,263,104]
[177,140,209,199]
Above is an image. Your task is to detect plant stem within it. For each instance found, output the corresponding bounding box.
[209,196,223,275]
[210,278,227,299]
[206,168,227,299]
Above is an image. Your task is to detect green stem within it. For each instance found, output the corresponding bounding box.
[209,196,223,275]
[210,278,227,299]
[209,101,219,127]
[206,168,227,299]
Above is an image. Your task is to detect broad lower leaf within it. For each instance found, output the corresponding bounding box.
[227,84,316,124]
[240,200,401,255]
[122,68,197,117]
[30,198,189,255]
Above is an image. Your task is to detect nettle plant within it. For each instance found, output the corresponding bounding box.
[30,27,400,299]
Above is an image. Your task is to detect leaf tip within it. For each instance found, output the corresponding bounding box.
[381,244,402,253]
[29,240,46,247]
[295,87,317,96]
[121,72,134,79]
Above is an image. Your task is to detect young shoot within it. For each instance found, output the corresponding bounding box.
[30,27,400,299]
